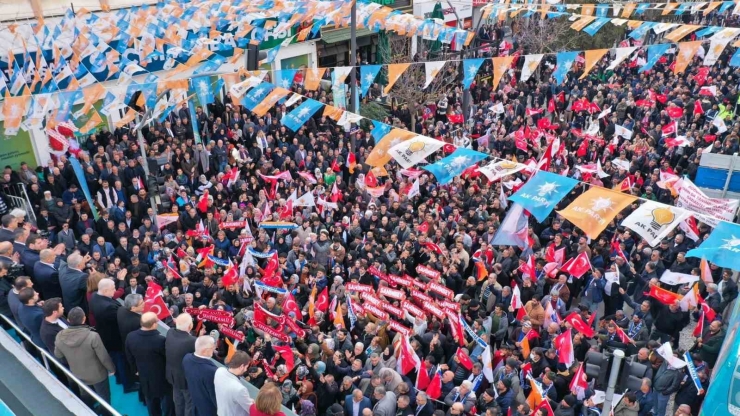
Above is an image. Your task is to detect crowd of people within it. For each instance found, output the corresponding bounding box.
[2,8,740,416]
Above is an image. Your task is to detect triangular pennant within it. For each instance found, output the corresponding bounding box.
[580,49,608,79]
[384,63,411,94]
[491,56,515,90]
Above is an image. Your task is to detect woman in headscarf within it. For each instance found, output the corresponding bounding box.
[299,380,318,408]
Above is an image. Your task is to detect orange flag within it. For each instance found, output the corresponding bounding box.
[303,68,326,91]
[661,2,678,15]
[526,376,542,410]
[570,16,597,31]
[323,105,344,122]
[116,108,138,128]
[700,258,713,284]
[492,56,515,90]
[79,109,104,134]
[365,128,417,167]
[621,3,637,17]
[580,49,608,80]
[2,95,30,136]
[664,25,701,43]
[702,2,723,14]
[580,4,595,16]
[557,187,638,239]
[251,87,291,117]
[673,41,702,74]
[80,84,106,114]
[384,63,411,94]
[521,336,531,359]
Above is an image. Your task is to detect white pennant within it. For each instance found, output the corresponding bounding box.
[520,54,543,82]
[607,47,637,70]
[424,61,446,89]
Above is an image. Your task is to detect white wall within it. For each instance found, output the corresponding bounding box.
[271,41,318,71]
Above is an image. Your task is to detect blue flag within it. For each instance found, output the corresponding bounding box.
[695,26,723,38]
[188,100,202,144]
[583,18,611,36]
[55,91,81,122]
[686,221,740,270]
[370,120,392,144]
[360,65,382,97]
[463,58,484,90]
[70,157,99,219]
[275,69,298,89]
[281,98,324,132]
[629,22,657,40]
[553,51,578,85]
[675,3,691,15]
[730,49,740,67]
[720,1,735,13]
[639,43,670,73]
[423,148,488,185]
[634,3,650,14]
[508,171,579,222]
[241,82,275,111]
[192,76,214,107]
[491,203,531,251]
[595,4,609,17]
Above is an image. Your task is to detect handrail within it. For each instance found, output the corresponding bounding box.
[0,313,123,416]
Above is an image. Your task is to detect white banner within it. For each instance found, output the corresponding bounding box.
[659,270,700,286]
[388,136,445,169]
[621,201,690,247]
[674,178,739,227]
[478,160,527,182]
[520,54,544,82]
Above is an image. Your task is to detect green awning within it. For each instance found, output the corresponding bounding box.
[321,27,375,44]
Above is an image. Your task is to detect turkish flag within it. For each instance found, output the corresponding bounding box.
[416,364,431,390]
[561,252,591,278]
[331,159,341,172]
[694,100,705,115]
[330,182,341,203]
[548,98,555,113]
[222,262,239,286]
[456,347,474,371]
[399,337,421,375]
[146,281,164,299]
[554,329,574,366]
[661,122,676,136]
[443,143,457,154]
[365,170,378,188]
[447,114,463,124]
[613,321,631,344]
[283,292,303,321]
[526,108,543,117]
[316,287,329,312]
[577,137,589,157]
[272,344,295,372]
[588,102,601,114]
[144,294,171,321]
[418,221,430,234]
[537,118,551,130]
[666,107,683,118]
[425,371,442,400]
[262,252,279,279]
[564,312,595,338]
[515,135,528,152]
[693,311,704,337]
[422,241,444,255]
[279,199,294,220]
[647,285,683,306]
[700,301,717,322]
[694,66,709,86]
[197,189,209,213]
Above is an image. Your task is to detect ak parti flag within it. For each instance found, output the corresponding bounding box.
[580,49,608,80]
[521,336,531,359]
[365,128,417,167]
[384,63,411,94]
[557,187,637,239]
[492,56,515,90]
[648,285,683,305]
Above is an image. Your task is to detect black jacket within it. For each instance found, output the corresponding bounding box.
[89,293,122,353]
[39,318,68,353]
[125,329,171,398]
[33,262,63,301]
[117,308,141,345]
[165,328,196,390]
[58,262,89,313]
[182,354,219,416]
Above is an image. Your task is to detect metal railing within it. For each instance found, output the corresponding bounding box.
[0,314,121,416]
[3,183,37,225]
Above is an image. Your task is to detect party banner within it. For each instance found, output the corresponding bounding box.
[508,171,580,222]
[463,58,485,90]
[361,65,382,96]
[558,187,637,239]
[281,98,324,131]
[674,179,739,227]
[365,128,417,167]
[478,160,527,182]
[687,221,740,270]
[69,156,99,219]
[423,148,488,185]
[388,136,445,169]
[621,201,690,246]
[553,51,578,84]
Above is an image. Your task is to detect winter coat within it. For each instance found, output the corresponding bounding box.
[54,325,115,385]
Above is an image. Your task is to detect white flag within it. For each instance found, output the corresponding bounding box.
[424,61,446,89]
[659,270,700,286]
[479,160,526,182]
[388,136,445,169]
[608,47,638,70]
[491,102,505,114]
[482,344,494,382]
[620,201,689,247]
[520,54,544,82]
[712,116,728,134]
[597,106,612,119]
[499,183,508,209]
[294,191,315,207]
[407,178,420,199]
[596,160,610,178]
[656,342,687,368]
[615,124,633,140]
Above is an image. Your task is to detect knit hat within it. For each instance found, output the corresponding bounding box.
[484,388,496,398]
[563,395,577,408]
[501,378,512,389]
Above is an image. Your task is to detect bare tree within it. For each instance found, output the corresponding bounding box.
[379,35,459,130]
[512,16,625,54]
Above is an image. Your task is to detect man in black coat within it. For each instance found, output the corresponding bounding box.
[118,293,145,393]
[21,233,45,277]
[125,312,174,416]
[39,297,67,354]
[89,276,130,390]
[58,252,90,314]
[166,314,197,416]
[33,249,63,300]
[182,336,219,416]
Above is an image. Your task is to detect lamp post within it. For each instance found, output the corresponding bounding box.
[349,0,358,152]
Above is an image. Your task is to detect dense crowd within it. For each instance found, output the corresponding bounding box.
[2,10,740,416]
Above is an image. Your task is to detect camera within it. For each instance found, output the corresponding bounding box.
[7,263,24,280]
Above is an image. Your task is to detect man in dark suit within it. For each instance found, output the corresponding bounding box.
[17,287,44,346]
[59,252,90,313]
[33,249,63,300]
[125,275,146,296]
[21,233,45,277]
[720,268,739,311]
[182,336,218,416]
[39,297,67,353]
[118,294,145,394]
[166,314,197,416]
[414,391,434,416]
[0,214,17,243]
[89,277,130,390]
[344,389,372,416]
[125,312,174,416]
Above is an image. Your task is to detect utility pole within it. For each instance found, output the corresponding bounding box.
[349,0,358,153]
[133,90,171,229]
[603,349,625,412]
[445,0,470,122]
